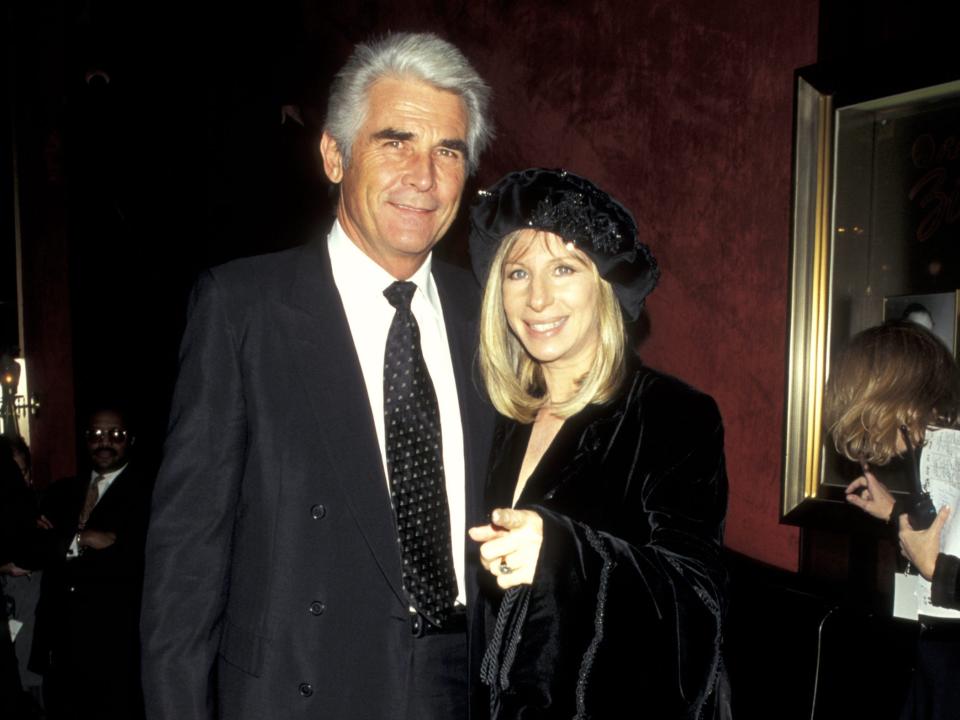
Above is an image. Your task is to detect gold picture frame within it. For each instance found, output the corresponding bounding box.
[782,69,960,523]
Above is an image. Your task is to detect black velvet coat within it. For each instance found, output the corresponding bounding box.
[478,364,728,719]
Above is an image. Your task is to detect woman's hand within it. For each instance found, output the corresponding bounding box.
[899,507,950,581]
[845,467,896,521]
[468,508,543,589]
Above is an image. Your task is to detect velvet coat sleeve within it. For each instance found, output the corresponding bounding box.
[482,368,728,720]
[932,553,960,609]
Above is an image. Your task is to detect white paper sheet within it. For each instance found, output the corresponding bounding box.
[916,427,960,619]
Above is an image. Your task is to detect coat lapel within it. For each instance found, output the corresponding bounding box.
[279,240,406,606]
[513,399,625,507]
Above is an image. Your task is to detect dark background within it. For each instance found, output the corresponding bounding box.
[7,2,960,717]
[7,0,821,568]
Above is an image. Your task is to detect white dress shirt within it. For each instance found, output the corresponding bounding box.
[66,464,127,558]
[328,221,467,605]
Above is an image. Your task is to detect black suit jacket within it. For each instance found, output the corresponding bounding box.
[30,465,152,679]
[141,238,494,720]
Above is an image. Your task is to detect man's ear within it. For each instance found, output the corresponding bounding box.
[319,132,344,183]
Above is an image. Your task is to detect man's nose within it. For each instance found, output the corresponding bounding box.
[402,152,436,191]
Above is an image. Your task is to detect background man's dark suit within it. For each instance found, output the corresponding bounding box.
[141,238,493,719]
[31,464,152,720]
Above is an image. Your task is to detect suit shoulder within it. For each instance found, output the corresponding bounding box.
[41,475,84,510]
[433,259,481,305]
[189,245,313,318]
[207,246,304,291]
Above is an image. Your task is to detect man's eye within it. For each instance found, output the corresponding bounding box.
[438,147,460,159]
[385,140,404,149]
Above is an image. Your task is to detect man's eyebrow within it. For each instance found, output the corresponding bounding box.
[439,139,469,155]
[371,128,415,142]
[370,129,468,157]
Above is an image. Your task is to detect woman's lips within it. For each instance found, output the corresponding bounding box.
[524,317,567,336]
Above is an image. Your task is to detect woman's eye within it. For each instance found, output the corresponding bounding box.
[555,264,575,275]
[506,268,527,280]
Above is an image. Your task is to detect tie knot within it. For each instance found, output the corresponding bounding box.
[384,280,417,310]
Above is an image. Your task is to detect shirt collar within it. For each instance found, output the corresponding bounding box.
[91,464,127,483]
[327,219,442,319]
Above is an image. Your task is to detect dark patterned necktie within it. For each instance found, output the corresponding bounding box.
[383,280,457,627]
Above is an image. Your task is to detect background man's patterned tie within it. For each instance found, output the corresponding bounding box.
[78,476,102,529]
[383,280,457,627]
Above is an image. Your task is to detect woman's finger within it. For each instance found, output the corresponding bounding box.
[845,476,867,495]
[491,508,528,530]
[478,534,524,562]
[468,524,507,543]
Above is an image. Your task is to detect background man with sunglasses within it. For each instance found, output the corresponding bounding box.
[29,405,152,720]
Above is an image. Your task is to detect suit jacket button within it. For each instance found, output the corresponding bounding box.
[309,600,325,616]
[298,682,313,698]
[310,504,326,519]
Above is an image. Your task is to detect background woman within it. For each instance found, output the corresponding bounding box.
[824,320,960,719]
[467,169,728,719]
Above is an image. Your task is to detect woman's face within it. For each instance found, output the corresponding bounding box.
[501,229,601,378]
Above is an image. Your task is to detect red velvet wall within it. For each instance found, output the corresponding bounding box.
[15,0,821,566]
[320,0,820,570]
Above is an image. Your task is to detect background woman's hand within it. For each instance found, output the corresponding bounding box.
[899,506,950,581]
[845,467,896,521]
[468,508,543,588]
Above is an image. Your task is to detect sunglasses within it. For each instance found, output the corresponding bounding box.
[85,428,129,444]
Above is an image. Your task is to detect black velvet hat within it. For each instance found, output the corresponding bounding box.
[469,168,659,321]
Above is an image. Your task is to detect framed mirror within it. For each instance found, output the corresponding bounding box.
[783,68,960,524]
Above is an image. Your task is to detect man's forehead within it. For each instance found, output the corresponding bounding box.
[364,77,468,137]
[89,410,125,427]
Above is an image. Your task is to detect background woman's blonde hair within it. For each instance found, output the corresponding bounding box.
[824,321,960,465]
[478,230,626,423]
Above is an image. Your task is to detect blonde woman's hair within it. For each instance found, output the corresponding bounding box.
[824,321,960,465]
[478,230,626,423]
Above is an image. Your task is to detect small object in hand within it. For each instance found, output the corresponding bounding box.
[908,492,938,530]
[498,559,513,575]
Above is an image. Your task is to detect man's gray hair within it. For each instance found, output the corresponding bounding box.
[324,32,493,175]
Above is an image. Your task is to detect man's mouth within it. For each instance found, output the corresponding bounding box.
[389,200,436,214]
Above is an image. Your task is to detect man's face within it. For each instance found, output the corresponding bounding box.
[320,76,470,279]
[85,410,131,474]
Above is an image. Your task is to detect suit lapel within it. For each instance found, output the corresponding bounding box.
[88,466,131,524]
[433,265,489,529]
[279,240,406,606]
